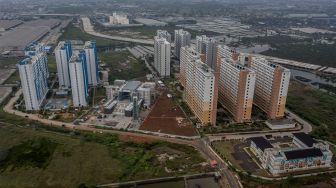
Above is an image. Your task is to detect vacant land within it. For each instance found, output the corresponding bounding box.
[287,81,336,143]
[0,122,205,188]
[99,49,150,82]
[60,23,129,48]
[140,91,198,137]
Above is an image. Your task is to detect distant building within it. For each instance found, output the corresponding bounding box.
[109,12,129,25]
[157,30,172,43]
[249,57,291,119]
[179,46,201,87]
[134,18,167,26]
[55,41,72,88]
[174,29,191,59]
[196,35,217,69]
[69,50,89,107]
[84,41,99,86]
[250,133,333,175]
[154,36,171,77]
[185,60,218,125]
[18,43,49,111]
[218,57,256,122]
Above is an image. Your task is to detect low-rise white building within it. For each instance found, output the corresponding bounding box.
[250,133,333,175]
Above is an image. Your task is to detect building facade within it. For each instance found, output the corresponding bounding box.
[218,58,256,122]
[184,60,218,125]
[249,57,291,119]
[179,46,201,87]
[84,40,99,86]
[18,43,49,111]
[157,30,171,43]
[154,36,171,77]
[69,50,89,107]
[250,133,333,175]
[55,41,72,88]
[174,29,191,59]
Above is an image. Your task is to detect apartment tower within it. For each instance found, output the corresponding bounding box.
[218,57,256,122]
[69,50,89,107]
[154,36,171,77]
[184,59,218,125]
[174,29,191,59]
[84,40,99,86]
[179,46,201,87]
[18,43,49,111]
[157,30,171,43]
[249,57,291,119]
[55,41,72,88]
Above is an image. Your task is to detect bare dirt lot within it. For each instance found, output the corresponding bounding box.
[140,91,198,137]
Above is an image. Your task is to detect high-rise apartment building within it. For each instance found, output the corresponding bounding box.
[69,50,89,107]
[18,43,49,111]
[157,30,171,43]
[179,46,201,87]
[174,29,191,59]
[184,59,218,125]
[218,58,256,122]
[55,41,72,88]
[84,41,99,86]
[249,57,291,119]
[154,36,171,77]
[196,35,217,69]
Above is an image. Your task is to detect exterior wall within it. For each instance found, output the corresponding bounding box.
[18,46,49,111]
[218,58,256,122]
[154,36,171,77]
[174,30,191,59]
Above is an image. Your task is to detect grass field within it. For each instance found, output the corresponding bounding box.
[0,118,205,188]
[287,81,336,143]
[99,49,150,82]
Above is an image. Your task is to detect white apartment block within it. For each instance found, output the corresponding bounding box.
[185,59,218,125]
[179,46,201,87]
[18,46,49,111]
[69,50,89,107]
[55,41,72,88]
[174,29,191,59]
[154,36,171,77]
[157,30,171,43]
[109,12,129,25]
[249,57,291,119]
[84,41,99,86]
[196,35,208,54]
[218,58,256,122]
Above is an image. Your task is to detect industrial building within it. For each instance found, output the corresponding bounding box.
[218,57,256,122]
[249,57,291,119]
[69,50,89,107]
[250,133,333,175]
[109,12,129,25]
[174,29,191,59]
[18,43,49,111]
[55,41,72,88]
[154,36,171,77]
